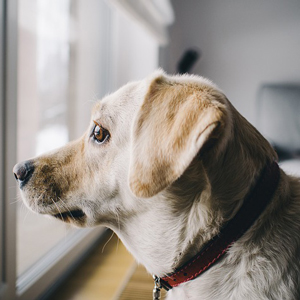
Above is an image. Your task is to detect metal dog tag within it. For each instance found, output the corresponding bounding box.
[153,287,161,300]
[153,275,161,300]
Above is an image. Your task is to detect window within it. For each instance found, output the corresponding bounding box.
[1,0,171,298]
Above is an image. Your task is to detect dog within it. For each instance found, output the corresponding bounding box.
[14,70,300,299]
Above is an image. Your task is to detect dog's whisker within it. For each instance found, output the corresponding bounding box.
[114,210,121,252]
[58,196,76,222]
[51,200,69,243]
[55,198,69,239]
[50,198,64,220]
[35,191,47,208]
[36,190,46,202]
[14,194,22,200]
[116,237,121,253]
[22,203,31,225]
[102,231,115,254]
[11,194,22,205]
[10,199,21,205]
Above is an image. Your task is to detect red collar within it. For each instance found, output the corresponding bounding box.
[158,161,280,291]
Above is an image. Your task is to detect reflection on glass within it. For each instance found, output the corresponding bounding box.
[36,0,70,155]
[17,0,73,276]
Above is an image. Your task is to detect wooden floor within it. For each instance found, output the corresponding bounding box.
[51,231,166,300]
[117,264,166,300]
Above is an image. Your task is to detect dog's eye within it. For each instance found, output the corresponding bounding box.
[92,121,110,144]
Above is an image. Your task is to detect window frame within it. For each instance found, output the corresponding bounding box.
[0,0,4,292]
[1,0,18,299]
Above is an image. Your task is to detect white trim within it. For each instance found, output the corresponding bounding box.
[109,0,174,45]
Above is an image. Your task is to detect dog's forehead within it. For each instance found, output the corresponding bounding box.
[92,80,146,121]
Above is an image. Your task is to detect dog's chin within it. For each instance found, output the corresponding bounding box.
[20,192,88,227]
[51,209,87,226]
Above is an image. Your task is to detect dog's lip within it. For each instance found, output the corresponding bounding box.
[53,209,85,221]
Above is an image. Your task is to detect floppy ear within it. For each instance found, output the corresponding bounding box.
[129,74,227,198]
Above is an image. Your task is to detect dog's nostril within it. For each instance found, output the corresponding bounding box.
[13,161,34,185]
[13,164,28,181]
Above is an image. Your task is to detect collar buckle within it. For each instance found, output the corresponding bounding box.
[153,275,171,293]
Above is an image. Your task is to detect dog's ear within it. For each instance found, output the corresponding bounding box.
[129,73,227,198]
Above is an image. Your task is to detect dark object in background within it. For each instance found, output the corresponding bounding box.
[256,84,300,161]
[177,48,201,74]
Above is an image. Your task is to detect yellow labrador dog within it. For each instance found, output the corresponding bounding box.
[14,70,300,300]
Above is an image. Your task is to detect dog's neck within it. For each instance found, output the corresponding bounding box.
[113,162,260,277]
[112,109,277,277]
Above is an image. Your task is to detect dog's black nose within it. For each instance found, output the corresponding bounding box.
[13,161,34,186]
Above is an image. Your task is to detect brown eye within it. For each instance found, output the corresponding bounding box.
[92,121,110,144]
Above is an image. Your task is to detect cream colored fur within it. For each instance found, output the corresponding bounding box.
[16,70,300,299]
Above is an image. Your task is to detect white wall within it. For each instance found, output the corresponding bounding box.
[110,7,159,90]
[163,0,300,124]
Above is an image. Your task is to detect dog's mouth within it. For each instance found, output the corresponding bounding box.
[53,209,86,222]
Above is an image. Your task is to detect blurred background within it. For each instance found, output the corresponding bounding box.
[1,0,299,299]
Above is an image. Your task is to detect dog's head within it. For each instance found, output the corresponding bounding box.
[13,70,242,228]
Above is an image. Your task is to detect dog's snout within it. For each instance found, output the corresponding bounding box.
[13,161,34,187]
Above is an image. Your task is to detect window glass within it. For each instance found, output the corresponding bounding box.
[17,0,110,276]
[17,0,73,276]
